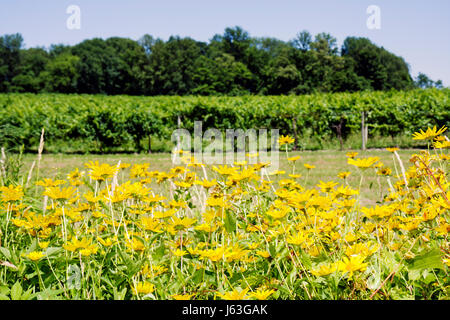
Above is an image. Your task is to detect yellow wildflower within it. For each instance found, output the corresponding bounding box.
[172,293,195,300]
[85,161,119,181]
[171,249,187,257]
[217,288,250,300]
[278,135,295,146]
[412,125,447,141]
[337,255,368,278]
[0,185,24,202]
[249,288,275,300]
[24,251,45,261]
[133,282,155,295]
[311,263,337,276]
[43,186,76,201]
[346,152,358,159]
[337,171,351,179]
[347,157,379,169]
[36,178,66,187]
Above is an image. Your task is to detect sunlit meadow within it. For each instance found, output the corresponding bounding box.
[0,126,448,300]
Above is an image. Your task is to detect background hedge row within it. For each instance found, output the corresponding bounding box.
[0,88,448,153]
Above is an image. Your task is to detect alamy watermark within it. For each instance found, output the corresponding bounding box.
[66,5,81,30]
[67,264,81,290]
[171,121,281,172]
[366,5,381,30]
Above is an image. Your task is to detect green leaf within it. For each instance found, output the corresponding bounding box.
[25,271,37,280]
[175,268,185,285]
[101,275,114,288]
[224,211,236,234]
[268,243,276,258]
[0,247,11,260]
[276,247,289,261]
[35,288,64,300]
[20,288,34,300]
[0,286,10,296]
[229,271,242,284]
[288,268,298,285]
[119,287,127,300]
[422,272,436,285]
[272,289,281,299]
[389,286,414,300]
[0,293,10,300]
[367,273,381,290]
[142,293,156,300]
[119,250,145,278]
[113,287,127,300]
[299,250,312,269]
[28,239,38,253]
[408,269,421,281]
[10,281,23,300]
[406,248,444,271]
[153,242,166,261]
[45,247,62,258]
[192,268,203,285]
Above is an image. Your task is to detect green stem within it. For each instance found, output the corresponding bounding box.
[35,262,45,291]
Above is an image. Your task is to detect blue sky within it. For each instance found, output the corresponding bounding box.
[1,0,449,85]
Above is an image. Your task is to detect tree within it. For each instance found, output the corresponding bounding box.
[40,53,80,93]
[147,36,205,95]
[0,29,420,95]
[218,26,251,62]
[0,33,23,92]
[414,72,443,89]
[71,37,148,95]
[263,47,301,94]
[435,80,444,89]
[342,37,413,90]
[213,53,253,94]
[105,37,148,95]
[292,30,312,51]
[48,44,72,57]
[11,48,49,92]
[138,34,157,55]
[311,33,338,55]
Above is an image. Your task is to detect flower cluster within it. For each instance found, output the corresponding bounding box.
[0,127,448,300]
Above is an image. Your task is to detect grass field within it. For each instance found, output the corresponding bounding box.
[20,149,418,206]
[0,134,448,300]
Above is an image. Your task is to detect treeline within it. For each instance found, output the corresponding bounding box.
[0,89,448,153]
[0,27,444,95]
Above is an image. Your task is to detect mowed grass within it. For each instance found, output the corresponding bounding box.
[20,149,419,206]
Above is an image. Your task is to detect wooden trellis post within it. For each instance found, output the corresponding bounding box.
[365,118,368,147]
[292,116,298,151]
[177,116,181,149]
[361,111,367,150]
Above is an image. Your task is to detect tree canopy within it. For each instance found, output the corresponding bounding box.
[0,27,443,95]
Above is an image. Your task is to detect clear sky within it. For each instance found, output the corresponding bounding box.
[1,0,449,85]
